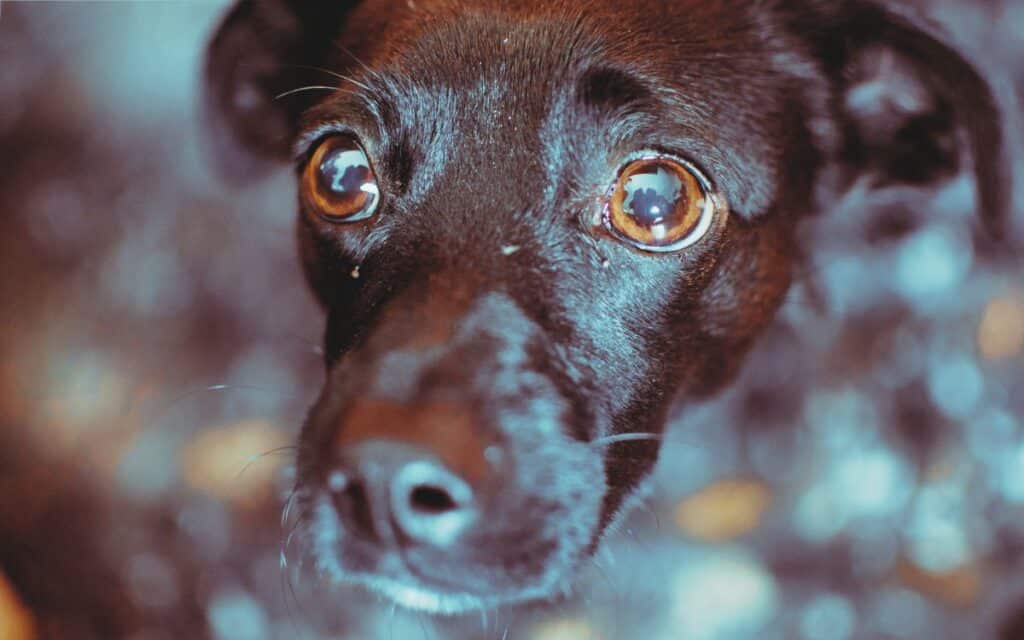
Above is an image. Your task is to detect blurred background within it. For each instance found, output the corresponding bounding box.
[1,1,1023,639]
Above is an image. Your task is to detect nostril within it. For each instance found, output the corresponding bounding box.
[330,441,481,547]
[391,460,476,547]
[409,484,458,514]
[328,474,378,540]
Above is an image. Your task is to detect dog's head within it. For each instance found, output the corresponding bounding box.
[204,0,1007,613]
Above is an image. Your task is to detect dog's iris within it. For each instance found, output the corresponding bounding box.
[605,156,715,251]
[303,136,380,222]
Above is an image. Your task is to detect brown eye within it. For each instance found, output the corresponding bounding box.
[302,136,380,222]
[604,156,716,251]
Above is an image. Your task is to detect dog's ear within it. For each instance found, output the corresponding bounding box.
[810,1,1009,237]
[204,1,359,181]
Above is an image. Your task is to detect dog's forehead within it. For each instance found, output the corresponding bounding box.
[371,1,777,105]
[371,12,597,143]
[333,0,815,217]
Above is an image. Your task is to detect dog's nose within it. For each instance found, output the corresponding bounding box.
[390,455,477,546]
[330,440,478,547]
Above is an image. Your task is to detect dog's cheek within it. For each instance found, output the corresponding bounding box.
[515,436,607,578]
[296,215,379,317]
[689,219,795,394]
[298,218,343,309]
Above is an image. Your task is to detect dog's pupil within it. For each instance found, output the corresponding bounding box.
[318,145,376,212]
[623,163,686,237]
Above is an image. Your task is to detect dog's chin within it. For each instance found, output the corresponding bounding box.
[344,569,571,615]
[361,577,488,615]
[306,496,573,614]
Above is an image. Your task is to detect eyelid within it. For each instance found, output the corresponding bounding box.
[293,124,359,165]
[614,149,712,184]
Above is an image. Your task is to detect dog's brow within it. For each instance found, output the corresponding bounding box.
[293,122,349,161]
[292,82,398,161]
[577,66,653,114]
[292,104,385,162]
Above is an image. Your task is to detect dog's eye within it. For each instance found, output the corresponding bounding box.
[604,156,715,251]
[303,136,380,222]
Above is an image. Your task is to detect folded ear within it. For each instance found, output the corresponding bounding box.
[813,1,1009,238]
[203,0,359,181]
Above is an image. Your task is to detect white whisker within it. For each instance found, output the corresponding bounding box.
[589,432,662,447]
[235,446,296,479]
[283,63,374,91]
[274,85,347,100]
[333,42,385,82]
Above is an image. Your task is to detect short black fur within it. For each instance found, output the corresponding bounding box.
[204,0,1009,614]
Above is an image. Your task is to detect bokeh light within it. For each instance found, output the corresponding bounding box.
[0,1,1022,639]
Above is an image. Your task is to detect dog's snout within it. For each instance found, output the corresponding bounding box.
[327,394,499,549]
[298,288,588,600]
[329,440,478,548]
[335,397,493,482]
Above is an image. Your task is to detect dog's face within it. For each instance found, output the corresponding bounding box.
[205,0,1006,613]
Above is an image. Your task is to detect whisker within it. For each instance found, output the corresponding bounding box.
[279,332,324,358]
[638,496,663,533]
[388,600,400,640]
[281,486,300,528]
[235,445,298,480]
[589,432,662,447]
[128,382,303,431]
[207,382,306,400]
[332,42,385,82]
[283,508,311,558]
[281,494,311,562]
[279,500,315,624]
[278,558,300,633]
[489,609,503,640]
[279,63,374,91]
[279,531,299,624]
[587,553,615,595]
[415,612,433,640]
[274,85,348,101]
[599,543,617,568]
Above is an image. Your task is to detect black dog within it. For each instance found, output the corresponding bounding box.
[204,0,1007,614]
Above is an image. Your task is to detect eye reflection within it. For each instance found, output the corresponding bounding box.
[605,156,714,251]
[621,164,685,242]
[303,136,380,222]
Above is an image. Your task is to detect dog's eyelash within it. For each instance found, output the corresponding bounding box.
[291,95,392,165]
[292,124,360,166]
[330,42,388,85]
[278,63,375,92]
[275,85,360,102]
